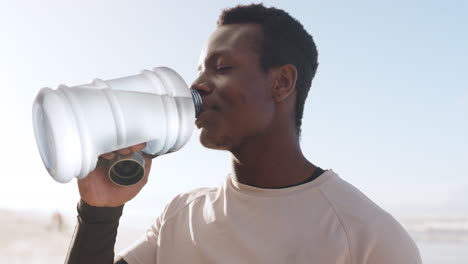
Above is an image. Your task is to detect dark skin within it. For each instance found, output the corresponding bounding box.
[193,23,317,188]
[79,23,317,206]
[75,23,318,264]
[78,143,152,207]
[78,23,316,205]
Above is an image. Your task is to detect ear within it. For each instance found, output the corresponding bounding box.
[272,64,297,103]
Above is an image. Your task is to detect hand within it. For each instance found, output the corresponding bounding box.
[77,143,154,207]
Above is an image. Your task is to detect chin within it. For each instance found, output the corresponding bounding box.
[199,128,233,151]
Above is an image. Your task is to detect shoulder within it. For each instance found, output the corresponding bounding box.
[365,213,422,263]
[159,185,221,224]
[318,171,422,263]
[318,171,388,222]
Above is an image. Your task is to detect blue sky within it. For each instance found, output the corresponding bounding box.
[0,0,466,225]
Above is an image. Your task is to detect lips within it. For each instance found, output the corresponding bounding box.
[195,111,208,128]
[195,103,207,127]
[195,96,221,128]
[195,104,219,129]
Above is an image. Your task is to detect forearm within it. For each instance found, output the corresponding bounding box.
[65,200,126,264]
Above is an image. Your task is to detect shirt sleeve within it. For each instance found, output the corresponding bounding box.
[366,215,422,264]
[116,213,162,264]
[116,191,200,263]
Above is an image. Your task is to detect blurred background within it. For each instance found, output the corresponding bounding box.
[0,0,466,263]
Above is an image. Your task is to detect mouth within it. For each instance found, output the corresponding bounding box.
[195,107,206,128]
[195,101,220,128]
[195,116,205,129]
[195,105,219,129]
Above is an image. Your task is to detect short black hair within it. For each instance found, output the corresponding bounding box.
[218,3,319,136]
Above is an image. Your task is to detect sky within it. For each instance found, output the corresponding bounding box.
[0,0,466,227]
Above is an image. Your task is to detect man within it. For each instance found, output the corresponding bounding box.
[66,4,422,264]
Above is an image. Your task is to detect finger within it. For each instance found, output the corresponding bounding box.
[130,142,147,152]
[141,157,153,185]
[100,152,116,160]
[117,148,132,155]
[142,152,158,160]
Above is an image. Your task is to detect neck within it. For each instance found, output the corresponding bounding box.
[230,123,316,188]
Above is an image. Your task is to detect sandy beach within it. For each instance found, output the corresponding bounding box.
[1,209,467,263]
[0,209,143,264]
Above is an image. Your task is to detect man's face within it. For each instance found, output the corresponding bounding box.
[192,24,276,151]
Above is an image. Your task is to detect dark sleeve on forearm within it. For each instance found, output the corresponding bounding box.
[65,199,128,264]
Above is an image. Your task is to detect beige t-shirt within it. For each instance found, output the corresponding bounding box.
[118,170,422,263]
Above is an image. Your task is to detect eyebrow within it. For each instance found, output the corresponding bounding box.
[197,50,234,72]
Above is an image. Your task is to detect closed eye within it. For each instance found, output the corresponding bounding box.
[216,66,232,73]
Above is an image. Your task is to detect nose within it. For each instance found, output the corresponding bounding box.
[190,75,212,96]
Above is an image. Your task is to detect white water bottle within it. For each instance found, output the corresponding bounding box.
[32,67,201,186]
